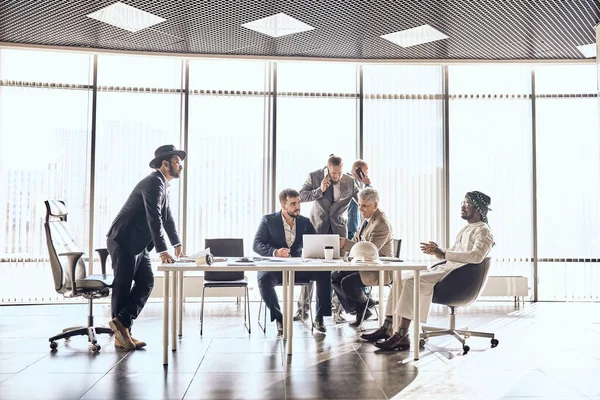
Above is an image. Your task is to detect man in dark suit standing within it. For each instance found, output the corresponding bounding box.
[253,189,332,335]
[106,145,186,350]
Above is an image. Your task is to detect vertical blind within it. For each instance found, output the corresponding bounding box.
[0,48,599,302]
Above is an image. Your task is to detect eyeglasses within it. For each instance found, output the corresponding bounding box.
[461,201,475,207]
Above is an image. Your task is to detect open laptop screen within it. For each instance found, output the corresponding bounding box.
[302,234,341,259]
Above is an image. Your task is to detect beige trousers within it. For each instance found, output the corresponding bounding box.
[392,270,449,323]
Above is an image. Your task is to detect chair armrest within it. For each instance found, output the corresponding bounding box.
[59,251,84,295]
[95,248,109,275]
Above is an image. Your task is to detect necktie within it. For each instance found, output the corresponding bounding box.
[358,220,369,240]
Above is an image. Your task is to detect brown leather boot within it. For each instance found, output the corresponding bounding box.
[109,318,135,350]
[130,335,147,349]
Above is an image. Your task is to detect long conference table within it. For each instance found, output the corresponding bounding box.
[158,258,428,365]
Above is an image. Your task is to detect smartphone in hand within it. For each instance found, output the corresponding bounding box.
[355,167,365,180]
[324,166,331,180]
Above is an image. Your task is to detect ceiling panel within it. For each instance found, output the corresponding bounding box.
[0,0,598,60]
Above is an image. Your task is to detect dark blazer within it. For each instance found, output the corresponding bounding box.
[107,170,180,255]
[253,211,316,258]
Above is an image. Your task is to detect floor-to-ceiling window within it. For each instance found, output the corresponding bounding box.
[535,64,600,300]
[0,49,93,301]
[187,59,270,255]
[448,65,534,290]
[93,55,184,261]
[275,62,358,220]
[363,65,445,260]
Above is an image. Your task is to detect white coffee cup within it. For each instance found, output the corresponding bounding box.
[324,246,334,260]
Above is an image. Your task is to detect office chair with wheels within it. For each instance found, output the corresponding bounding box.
[44,200,114,353]
[200,238,250,335]
[420,257,499,355]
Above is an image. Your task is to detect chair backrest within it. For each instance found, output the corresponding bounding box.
[432,257,492,308]
[393,239,402,258]
[204,238,244,281]
[44,200,87,294]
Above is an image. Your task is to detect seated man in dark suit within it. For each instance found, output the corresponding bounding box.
[253,188,332,335]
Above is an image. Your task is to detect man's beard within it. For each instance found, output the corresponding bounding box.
[169,164,181,178]
[286,210,299,219]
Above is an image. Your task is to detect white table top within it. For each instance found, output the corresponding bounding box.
[158,257,428,272]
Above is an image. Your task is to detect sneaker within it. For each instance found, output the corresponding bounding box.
[313,317,327,334]
[293,310,309,321]
[350,308,372,327]
[109,318,135,350]
[276,319,284,336]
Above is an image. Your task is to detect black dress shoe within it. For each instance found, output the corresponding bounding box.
[313,318,327,334]
[350,308,372,327]
[374,332,410,351]
[276,320,284,336]
[367,298,379,308]
[293,311,309,321]
[360,326,391,342]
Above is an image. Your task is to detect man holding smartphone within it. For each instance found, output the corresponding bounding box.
[347,160,371,240]
[295,154,359,321]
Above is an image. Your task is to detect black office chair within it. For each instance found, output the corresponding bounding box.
[420,257,499,355]
[200,238,250,335]
[44,200,114,353]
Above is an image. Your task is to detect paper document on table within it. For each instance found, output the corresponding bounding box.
[179,248,211,262]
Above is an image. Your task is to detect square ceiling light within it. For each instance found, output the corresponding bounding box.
[576,43,596,58]
[242,13,314,38]
[381,24,449,48]
[87,2,166,33]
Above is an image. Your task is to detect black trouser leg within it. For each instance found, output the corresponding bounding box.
[340,272,368,310]
[257,271,283,322]
[296,271,332,318]
[108,238,154,329]
[332,271,357,313]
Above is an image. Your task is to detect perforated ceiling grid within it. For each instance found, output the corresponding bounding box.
[0,0,598,60]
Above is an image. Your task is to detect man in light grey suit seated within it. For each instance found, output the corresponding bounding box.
[293,154,359,321]
[334,187,394,327]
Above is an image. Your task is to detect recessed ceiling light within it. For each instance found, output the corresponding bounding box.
[576,43,596,58]
[241,13,314,38]
[381,24,449,48]
[87,2,166,33]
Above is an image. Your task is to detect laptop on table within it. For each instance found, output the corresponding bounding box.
[302,234,341,259]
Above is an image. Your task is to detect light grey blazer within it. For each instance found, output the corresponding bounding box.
[299,168,359,237]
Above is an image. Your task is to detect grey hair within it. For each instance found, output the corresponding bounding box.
[358,187,379,204]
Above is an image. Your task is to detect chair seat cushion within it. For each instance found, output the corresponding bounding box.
[76,274,113,290]
[204,279,248,288]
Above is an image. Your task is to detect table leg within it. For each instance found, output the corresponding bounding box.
[178,271,184,337]
[286,271,295,356]
[393,270,400,332]
[282,270,288,339]
[413,269,421,361]
[162,271,170,365]
[171,270,177,351]
[378,270,385,325]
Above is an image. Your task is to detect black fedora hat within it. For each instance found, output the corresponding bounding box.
[149,145,187,168]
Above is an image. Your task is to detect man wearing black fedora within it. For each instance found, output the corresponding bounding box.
[106,144,187,350]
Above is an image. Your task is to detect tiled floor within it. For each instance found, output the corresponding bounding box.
[1,300,599,399]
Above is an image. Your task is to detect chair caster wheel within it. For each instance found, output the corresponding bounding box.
[491,338,499,348]
[91,344,101,353]
[462,344,470,355]
[50,341,58,350]
[419,339,426,348]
